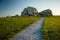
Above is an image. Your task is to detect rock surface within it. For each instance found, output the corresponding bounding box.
[38,9,53,17]
[21,7,38,16]
[21,7,53,17]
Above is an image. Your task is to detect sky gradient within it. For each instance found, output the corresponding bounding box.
[0,0,60,17]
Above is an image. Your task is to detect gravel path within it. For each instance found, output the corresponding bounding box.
[10,17,45,40]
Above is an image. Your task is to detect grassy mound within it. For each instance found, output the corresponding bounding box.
[0,16,40,40]
[42,16,60,40]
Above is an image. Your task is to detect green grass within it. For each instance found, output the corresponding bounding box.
[42,16,60,40]
[0,16,40,40]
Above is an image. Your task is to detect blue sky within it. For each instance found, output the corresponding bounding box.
[0,0,60,17]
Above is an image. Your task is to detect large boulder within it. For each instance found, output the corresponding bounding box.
[21,7,38,16]
[38,9,53,17]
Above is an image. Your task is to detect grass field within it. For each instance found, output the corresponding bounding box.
[42,16,60,40]
[0,16,40,40]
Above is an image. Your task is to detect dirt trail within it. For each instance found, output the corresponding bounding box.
[10,17,45,40]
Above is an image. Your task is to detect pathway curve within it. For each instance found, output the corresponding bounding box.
[10,17,45,40]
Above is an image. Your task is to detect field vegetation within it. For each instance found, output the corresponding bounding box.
[0,16,40,40]
[42,16,60,40]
